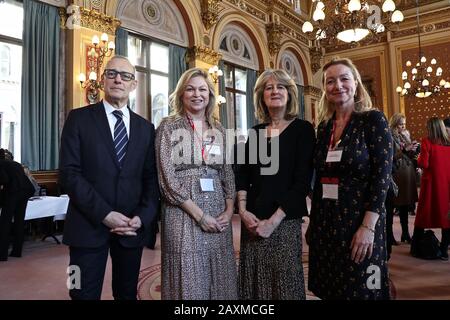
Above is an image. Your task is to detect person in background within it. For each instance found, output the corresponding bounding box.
[389,113,418,243]
[156,67,237,300]
[236,69,315,300]
[0,149,35,261]
[59,55,159,300]
[23,166,40,197]
[443,118,450,136]
[412,117,450,260]
[307,57,392,300]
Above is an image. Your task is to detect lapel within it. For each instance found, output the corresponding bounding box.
[91,101,121,169]
[120,107,140,171]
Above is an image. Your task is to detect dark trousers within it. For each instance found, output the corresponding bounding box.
[69,237,143,300]
[0,193,29,259]
[397,205,411,239]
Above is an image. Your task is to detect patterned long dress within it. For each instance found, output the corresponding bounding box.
[156,116,237,300]
[308,110,393,300]
[236,118,315,300]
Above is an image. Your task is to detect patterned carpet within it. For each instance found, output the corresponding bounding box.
[137,251,396,300]
[137,252,317,300]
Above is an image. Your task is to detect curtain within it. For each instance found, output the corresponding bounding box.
[297,84,305,120]
[115,27,128,57]
[169,44,187,94]
[218,60,228,128]
[246,69,257,128]
[21,0,60,170]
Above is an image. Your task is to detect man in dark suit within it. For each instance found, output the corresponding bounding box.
[0,149,35,261]
[59,55,159,300]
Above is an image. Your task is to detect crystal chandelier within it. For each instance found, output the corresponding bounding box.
[396,0,450,98]
[301,0,404,48]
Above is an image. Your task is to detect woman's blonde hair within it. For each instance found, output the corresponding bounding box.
[426,117,450,145]
[168,67,217,125]
[253,69,299,123]
[318,57,373,124]
[389,113,406,132]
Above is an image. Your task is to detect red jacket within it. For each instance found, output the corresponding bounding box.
[414,138,450,228]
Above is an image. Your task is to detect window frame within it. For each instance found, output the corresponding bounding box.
[127,33,169,125]
[224,61,247,132]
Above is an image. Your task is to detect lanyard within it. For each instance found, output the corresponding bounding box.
[328,118,349,150]
[187,115,214,161]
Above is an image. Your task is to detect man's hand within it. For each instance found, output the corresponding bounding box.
[104,212,142,236]
[103,211,130,229]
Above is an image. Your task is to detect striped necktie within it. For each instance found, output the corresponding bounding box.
[112,110,128,168]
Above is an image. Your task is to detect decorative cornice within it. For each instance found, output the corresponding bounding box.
[392,21,450,39]
[59,6,120,35]
[223,0,266,22]
[187,46,222,65]
[304,85,322,98]
[266,22,282,56]
[201,0,221,31]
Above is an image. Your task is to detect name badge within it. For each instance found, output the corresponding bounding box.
[200,178,215,192]
[321,177,339,200]
[208,144,221,156]
[326,149,343,163]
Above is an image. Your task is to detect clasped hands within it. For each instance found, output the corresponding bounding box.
[198,210,232,233]
[239,210,276,238]
[103,211,142,236]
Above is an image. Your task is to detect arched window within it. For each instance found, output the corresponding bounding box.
[218,24,259,134]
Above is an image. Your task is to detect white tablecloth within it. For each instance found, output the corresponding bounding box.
[25,195,70,221]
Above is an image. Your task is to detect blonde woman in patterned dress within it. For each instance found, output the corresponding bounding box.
[155,68,237,300]
[307,58,393,299]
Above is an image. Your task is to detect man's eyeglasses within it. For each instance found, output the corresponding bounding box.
[103,69,135,82]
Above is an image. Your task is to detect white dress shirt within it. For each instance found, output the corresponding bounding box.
[103,100,130,140]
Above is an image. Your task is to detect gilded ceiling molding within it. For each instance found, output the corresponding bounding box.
[59,6,121,35]
[187,46,223,65]
[201,0,222,31]
[266,22,282,56]
[304,85,322,98]
[224,0,266,21]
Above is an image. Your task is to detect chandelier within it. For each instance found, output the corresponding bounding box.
[301,0,404,48]
[396,0,450,98]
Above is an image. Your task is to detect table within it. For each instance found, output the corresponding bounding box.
[25,195,69,221]
[25,195,70,243]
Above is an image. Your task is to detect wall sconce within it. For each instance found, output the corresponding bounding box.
[79,33,115,104]
[217,95,226,106]
[208,65,223,84]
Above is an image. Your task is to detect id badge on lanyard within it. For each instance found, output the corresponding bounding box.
[321,177,339,200]
[200,168,215,192]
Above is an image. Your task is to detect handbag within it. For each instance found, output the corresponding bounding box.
[411,230,442,260]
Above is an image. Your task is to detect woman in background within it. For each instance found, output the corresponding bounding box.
[389,113,418,243]
[412,117,450,260]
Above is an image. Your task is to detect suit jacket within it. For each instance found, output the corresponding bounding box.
[59,102,159,248]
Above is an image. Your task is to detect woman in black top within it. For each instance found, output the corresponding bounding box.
[236,69,315,300]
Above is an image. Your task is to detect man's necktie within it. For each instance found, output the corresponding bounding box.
[112,110,128,168]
